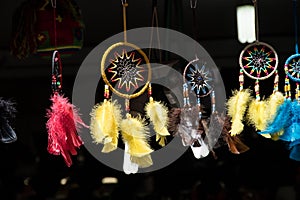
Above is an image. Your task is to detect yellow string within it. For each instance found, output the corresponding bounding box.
[123,3,128,43]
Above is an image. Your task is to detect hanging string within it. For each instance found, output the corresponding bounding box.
[122,0,128,43]
[148,0,162,63]
[252,0,259,42]
[51,0,57,49]
[293,0,299,54]
[190,0,198,56]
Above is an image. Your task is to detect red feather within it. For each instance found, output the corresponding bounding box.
[46,93,87,167]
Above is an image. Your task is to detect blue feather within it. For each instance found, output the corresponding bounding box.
[259,99,292,135]
[289,143,300,161]
[279,101,300,142]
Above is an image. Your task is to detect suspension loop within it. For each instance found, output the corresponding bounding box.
[121,0,127,6]
[252,0,259,42]
[293,0,299,54]
[190,0,197,9]
[51,0,56,8]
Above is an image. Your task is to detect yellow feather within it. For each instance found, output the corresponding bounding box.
[90,99,122,153]
[266,91,285,122]
[130,155,153,168]
[145,97,170,146]
[227,89,252,136]
[121,113,153,168]
[247,99,268,131]
[262,92,285,139]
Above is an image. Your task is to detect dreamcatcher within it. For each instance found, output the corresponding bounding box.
[90,0,169,174]
[167,0,249,158]
[46,1,87,167]
[228,0,279,137]
[260,0,300,161]
[0,98,17,143]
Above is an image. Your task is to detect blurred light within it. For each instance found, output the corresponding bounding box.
[236,4,256,43]
[101,177,118,184]
[60,177,69,185]
[23,177,30,186]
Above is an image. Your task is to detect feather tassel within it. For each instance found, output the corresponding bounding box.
[121,113,153,168]
[258,91,285,139]
[145,97,170,146]
[167,107,181,135]
[221,115,249,154]
[227,89,252,136]
[279,101,300,142]
[46,93,87,167]
[177,107,200,146]
[0,98,17,143]
[90,99,122,153]
[259,99,292,136]
[205,113,224,151]
[288,139,300,161]
[267,91,285,121]
[247,99,268,131]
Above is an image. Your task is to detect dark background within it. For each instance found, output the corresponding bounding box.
[1,0,300,199]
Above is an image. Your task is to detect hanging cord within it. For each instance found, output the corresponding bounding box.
[121,0,128,43]
[51,0,57,49]
[252,0,259,42]
[293,0,299,54]
[148,0,162,63]
[51,0,61,94]
[51,50,62,94]
[190,0,198,56]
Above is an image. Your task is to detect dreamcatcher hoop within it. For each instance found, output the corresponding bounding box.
[183,56,213,98]
[285,54,300,82]
[239,41,278,80]
[284,0,300,83]
[101,42,151,99]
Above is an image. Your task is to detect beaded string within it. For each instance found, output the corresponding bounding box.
[148,83,152,97]
[239,69,244,91]
[284,75,291,100]
[254,79,260,101]
[211,90,216,114]
[273,70,279,93]
[183,83,191,108]
[196,94,202,119]
[104,84,110,99]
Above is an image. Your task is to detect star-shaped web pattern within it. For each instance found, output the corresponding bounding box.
[286,56,300,80]
[187,63,212,95]
[108,50,145,92]
[242,45,276,79]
